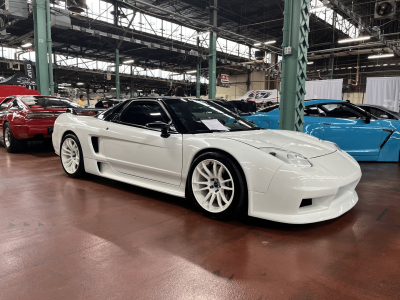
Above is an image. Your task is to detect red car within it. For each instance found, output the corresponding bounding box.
[0,95,103,152]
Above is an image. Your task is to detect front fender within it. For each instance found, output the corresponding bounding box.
[182,135,285,193]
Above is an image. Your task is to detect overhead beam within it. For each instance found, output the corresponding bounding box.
[328,0,400,56]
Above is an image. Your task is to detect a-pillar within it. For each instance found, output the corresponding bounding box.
[279,0,311,131]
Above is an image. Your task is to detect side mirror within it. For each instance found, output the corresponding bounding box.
[146,121,171,138]
[363,116,371,124]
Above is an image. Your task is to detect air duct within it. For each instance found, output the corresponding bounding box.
[67,0,87,14]
[5,0,28,19]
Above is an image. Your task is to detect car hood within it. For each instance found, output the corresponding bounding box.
[211,130,336,158]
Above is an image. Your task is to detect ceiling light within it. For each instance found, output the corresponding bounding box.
[310,6,328,13]
[338,36,371,43]
[253,43,261,46]
[77,82,84,85]
[124,59,134,64]
[186,70,197,74]
[368,53,394,59]
[307,61,314,65]
[21,42,32,48]
[264,40,276,45]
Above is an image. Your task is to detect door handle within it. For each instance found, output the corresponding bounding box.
[323,123,331,126]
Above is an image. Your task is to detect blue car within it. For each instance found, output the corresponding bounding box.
[242,99,400,162]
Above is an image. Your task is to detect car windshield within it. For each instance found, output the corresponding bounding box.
[166,98,260,133]
[259,104,280,113]
[20,96,80,108]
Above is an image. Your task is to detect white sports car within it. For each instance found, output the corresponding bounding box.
[52,97,362,224]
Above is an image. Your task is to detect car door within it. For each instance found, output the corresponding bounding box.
[101,100,183,186]
[303,105,325,139]
[318,103,383,157]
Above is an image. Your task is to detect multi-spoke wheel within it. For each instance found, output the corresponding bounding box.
[60,134,85,178]
[3,123,25,153]
[188,152,247,220]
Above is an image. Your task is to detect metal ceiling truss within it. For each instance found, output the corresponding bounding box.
[328,0,400,56]
[74,25,272,72]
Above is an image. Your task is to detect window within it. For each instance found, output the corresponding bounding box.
[11,100,23,109]
[364,107,396,120]
[98,100,128,120]
[20,97,80,108]
[0,97,14,111]
[304,105,322,117]
[319,103,365,119]
[119,101,170,127]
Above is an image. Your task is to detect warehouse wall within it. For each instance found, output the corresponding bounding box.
[216,70,267,100]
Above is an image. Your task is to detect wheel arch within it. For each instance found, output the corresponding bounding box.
[184,147,248,198]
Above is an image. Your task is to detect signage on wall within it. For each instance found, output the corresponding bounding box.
[221,74,229,84]
[23,60,35,80]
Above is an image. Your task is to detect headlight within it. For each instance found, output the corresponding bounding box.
[260,147,313,168]
[322,140,341,151]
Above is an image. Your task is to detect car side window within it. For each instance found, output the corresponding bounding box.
[11,100,23,109]
[368,107,395,120]
[304,105,322,117]
[0,97,14,111]
[119,102,170,127]
[319,103,365,119]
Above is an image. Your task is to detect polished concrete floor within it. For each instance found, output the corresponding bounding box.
[0,142,399,300]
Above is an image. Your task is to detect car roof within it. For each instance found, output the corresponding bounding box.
[305,99,345,106]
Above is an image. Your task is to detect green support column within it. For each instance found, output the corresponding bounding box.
[45,0,54,95]
[196,61,201,98]
[279,0,311,132]
[115,49,120,100]
[33,0,50,95]
[130,66,134,98]
[208,0,217,99]
[86,88,90,106]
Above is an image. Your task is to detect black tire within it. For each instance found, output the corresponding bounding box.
[60,134,85,178]
[187,152,247,221]
[3,123,25,153]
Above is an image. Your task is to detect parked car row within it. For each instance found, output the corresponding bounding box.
[2,95,399,224]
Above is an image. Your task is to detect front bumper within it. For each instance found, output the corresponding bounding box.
[248,151,362,224]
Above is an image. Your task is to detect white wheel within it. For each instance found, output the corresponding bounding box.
[191,159,235,213]
[61,137,81,174]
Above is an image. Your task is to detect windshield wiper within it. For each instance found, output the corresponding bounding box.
[229,127,261,131]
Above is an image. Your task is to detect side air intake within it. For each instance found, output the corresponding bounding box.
[91,136,99,153]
